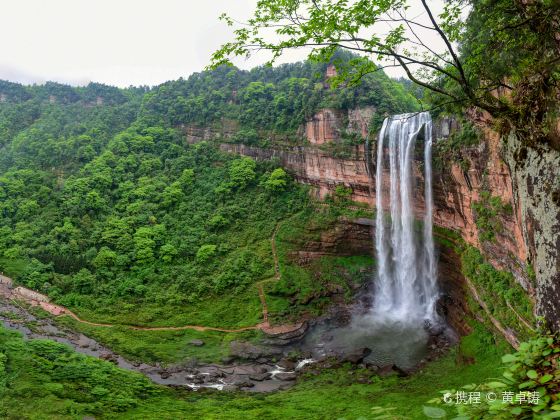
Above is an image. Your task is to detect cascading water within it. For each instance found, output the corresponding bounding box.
[374,112,438,322]
[299,112,442,370]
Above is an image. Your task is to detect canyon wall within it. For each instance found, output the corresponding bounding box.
[183,107,560,332]
[502,133,560,332]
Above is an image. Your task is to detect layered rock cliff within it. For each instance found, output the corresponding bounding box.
[183,107,559,333]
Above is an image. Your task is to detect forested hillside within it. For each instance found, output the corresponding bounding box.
[0,44,558,420]
[141,51,417,132]
[0,57,414,341]
[1,0,559,418]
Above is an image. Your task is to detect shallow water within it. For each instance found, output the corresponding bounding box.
[301,313,429,369]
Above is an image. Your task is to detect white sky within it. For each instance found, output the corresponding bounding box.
[0,0,445,87]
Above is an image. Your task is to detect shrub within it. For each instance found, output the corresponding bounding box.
[262,168,288,192]
[229,157,256,189]
[196,244,217,263]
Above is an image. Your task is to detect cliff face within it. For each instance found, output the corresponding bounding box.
[502,133,560,332]
[219,143,374,204]
[297,106,376,144]
[301,109,344,144]
[433,125,531,291]
[185,107,559,332]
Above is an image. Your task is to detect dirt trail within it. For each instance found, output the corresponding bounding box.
[256,222,303,335]
[0,222,302,335]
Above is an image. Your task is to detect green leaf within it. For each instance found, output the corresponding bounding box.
[502,354,517,363]
[527,370,538,379]
[539,374,553,383]
[510,407,522,415]
[486,381,508,388]
[536,386,547,395]
[503,372,514,380]
[551,404,560,411]
[519,380,536,389]
[422,406,447,419]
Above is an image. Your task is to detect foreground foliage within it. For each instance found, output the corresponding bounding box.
[435,332,560,419]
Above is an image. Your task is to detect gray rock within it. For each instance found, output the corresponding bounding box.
[377,365,397,377]
[274,372,297,381]
[189,339,205,347]
[341,347,371,364]
[249,372,272,381]
[221,356,235,365]
[192,376,204,384]
[229,341,282,360]
[277,358,296,370]
[99,353,118,364]
[232,378,255,388]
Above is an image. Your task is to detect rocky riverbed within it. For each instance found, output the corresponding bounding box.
[0,287,456,393]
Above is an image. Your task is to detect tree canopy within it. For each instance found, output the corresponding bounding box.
[212,0,560,147]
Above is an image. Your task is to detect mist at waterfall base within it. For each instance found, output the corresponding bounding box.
[301,113,440,370]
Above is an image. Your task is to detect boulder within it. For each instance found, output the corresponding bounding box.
[249,372,272,381]
[229,341,282,360]
[377,365,397,377]
[276,358,296,370]
[99,353,118,365]
[191,376,204,384]
[189,339,205,347]
[341,347,371,364]
[221,356,235,365]
[274,372,297,381]
[231,378,255,388]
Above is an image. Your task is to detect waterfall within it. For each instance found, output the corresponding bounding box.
[373,112,438,322]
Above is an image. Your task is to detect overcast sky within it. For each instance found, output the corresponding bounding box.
[0,0,444,88]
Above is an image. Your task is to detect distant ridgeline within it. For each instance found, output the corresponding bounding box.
[0,54,417,144]
[139,52,418,133]
[0,79,143,105]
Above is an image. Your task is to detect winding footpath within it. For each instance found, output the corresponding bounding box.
[0,222,303,336]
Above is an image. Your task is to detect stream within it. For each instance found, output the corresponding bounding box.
[1,284,455,393]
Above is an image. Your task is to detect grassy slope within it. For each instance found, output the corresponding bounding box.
[1,208,521,419]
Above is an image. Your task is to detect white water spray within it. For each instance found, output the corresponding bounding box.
[373,112,438,322]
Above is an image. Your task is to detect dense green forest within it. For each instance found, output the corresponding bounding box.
[0,55,434,419]
[141,52,417,132]
[0,57,413,362]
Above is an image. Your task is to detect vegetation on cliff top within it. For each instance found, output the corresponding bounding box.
[140,49,418,136]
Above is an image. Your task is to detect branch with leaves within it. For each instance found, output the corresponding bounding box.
[211,0,560,146]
